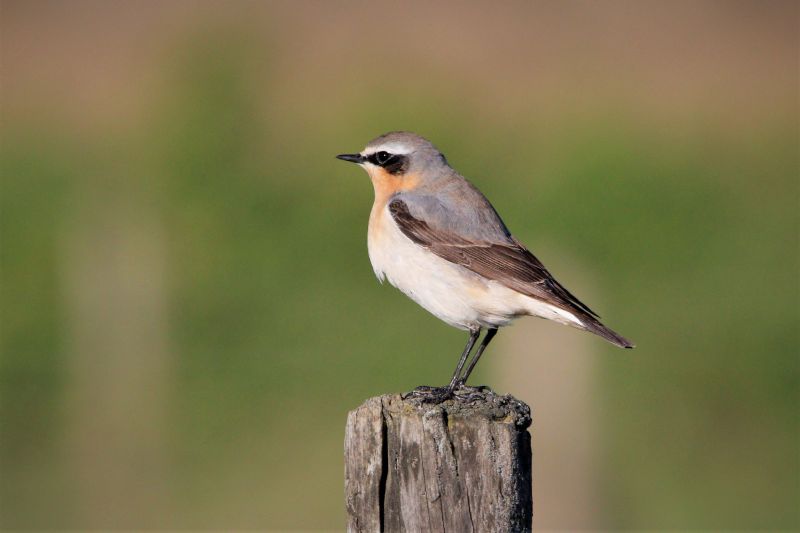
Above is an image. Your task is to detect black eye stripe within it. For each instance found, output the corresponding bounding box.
[366,151,408,174]
[384,157,406,175]
[366,152,395,165]
[367,151,394,165]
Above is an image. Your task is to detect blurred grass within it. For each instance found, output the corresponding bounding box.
[1,18,798,530]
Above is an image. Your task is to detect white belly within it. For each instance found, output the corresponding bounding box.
[367,205,581,330]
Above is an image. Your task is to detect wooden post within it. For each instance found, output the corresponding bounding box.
[345,391,532,532]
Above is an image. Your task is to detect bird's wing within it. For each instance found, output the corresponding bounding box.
[388,196,600,319]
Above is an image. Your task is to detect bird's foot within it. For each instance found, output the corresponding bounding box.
[402,385,455,404]
[402,383,495,404]
[453,383,494,402]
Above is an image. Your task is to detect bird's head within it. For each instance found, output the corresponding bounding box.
[337,131,450,196]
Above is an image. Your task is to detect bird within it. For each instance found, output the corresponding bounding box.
[337,131,633,401]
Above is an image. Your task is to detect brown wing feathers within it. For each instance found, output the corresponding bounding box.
[388,198,599,319]
[389,198,634,348]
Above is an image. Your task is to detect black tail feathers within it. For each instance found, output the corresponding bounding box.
[582,317,635,349]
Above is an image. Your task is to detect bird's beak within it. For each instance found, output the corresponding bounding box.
[336,153,365,164]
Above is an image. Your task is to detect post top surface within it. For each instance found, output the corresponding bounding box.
[357,388,532,430]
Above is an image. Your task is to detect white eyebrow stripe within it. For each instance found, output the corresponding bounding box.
[363,142,414,156]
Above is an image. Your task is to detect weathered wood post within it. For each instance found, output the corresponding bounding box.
[344,390,532,532]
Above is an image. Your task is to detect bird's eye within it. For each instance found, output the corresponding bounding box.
[367,150,406,174]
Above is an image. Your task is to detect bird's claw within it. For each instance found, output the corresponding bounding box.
[402,383,495,404]
[454,383,494,401]
[402,385,454,403]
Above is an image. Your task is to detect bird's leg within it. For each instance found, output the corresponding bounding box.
[446,327,481,392]
[458,327,498,387]
[405,327,480,403]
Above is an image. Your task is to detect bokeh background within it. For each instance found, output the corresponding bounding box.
[1,0,798,530]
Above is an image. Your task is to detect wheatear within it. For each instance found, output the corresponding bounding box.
[337,132,633,400]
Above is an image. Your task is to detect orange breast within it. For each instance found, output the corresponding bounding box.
[369,168,420,210]
[367,168,420,246]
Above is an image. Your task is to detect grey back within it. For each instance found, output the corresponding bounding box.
[398,173,513,244]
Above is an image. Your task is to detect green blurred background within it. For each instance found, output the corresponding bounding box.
[1,1,797,530]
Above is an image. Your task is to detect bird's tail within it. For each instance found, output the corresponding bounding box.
[581,316,635,349]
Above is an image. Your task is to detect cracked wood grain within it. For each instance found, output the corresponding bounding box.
[345,392,532,532]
